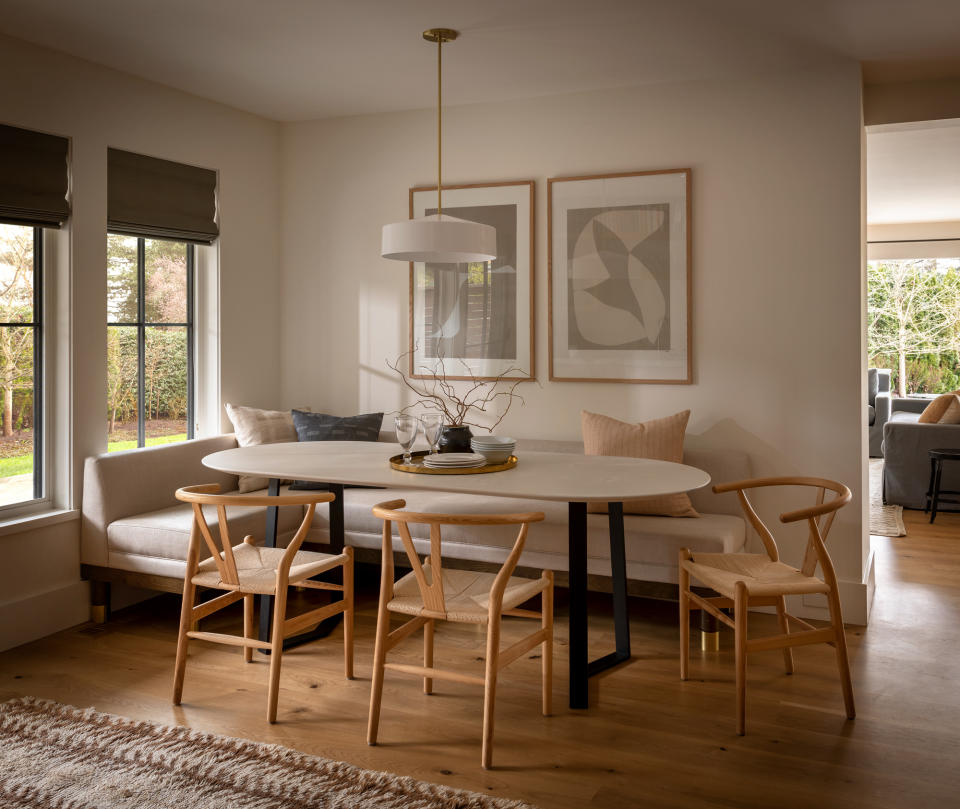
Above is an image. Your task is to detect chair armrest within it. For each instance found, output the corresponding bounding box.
[874,391,892,426]
[891,397,929,415]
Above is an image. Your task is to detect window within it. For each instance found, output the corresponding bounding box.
[107,235,194,450]
[0,224,43,508]
[867,257,960,396]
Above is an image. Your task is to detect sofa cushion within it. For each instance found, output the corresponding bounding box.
[307,488,744,582]
[292,410,384,442]
[868,404,876,426]
[581,409,698,517]
[289,410,384,490]
[918,393,960,424]
[224,403,297,492]
[107,489,304,565]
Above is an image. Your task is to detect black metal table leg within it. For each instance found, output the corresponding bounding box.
[585,502,632,679]
[259,479,345,652]
[609,503,631,661]
[327,483,345,553]
[569,501,634,709]
[257,478,282,645]
[568,501,589,709]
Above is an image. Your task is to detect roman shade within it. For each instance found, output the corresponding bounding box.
[0,123,70,228]
[108,148,218,244]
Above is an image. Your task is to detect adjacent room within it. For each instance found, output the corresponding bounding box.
[0,2,958,807]
[866,119,960,532]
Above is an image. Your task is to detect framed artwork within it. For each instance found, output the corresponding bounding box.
[548,169,692,383]
[409,180,534,381]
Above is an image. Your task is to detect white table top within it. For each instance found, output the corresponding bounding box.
[203,441,711,503]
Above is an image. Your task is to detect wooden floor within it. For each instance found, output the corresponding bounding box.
[2,510,960,808]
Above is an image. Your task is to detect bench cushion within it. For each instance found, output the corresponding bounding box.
[308,488,745,585]
[107,491,304,577]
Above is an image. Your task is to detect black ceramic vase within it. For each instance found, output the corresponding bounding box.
[437,424,473,453]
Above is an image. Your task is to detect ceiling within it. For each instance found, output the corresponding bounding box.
[867,120,960,224]
[0,0,959,121]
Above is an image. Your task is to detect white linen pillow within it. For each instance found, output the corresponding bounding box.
[224,403,297,492]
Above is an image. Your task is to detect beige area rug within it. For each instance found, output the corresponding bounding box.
[0,698,536,809]
[869,458,906,537]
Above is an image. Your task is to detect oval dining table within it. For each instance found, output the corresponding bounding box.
[203,440,710,709]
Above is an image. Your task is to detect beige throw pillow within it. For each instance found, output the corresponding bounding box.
[581,409,699,518]
[224,403,297,492]
[918,393,960,425]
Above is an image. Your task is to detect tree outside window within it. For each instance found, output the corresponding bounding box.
[0,224,41,507]
[107,235,193,451]
[868,258,960,397]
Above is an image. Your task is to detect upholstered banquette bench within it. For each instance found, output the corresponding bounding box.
[80,434,749,617]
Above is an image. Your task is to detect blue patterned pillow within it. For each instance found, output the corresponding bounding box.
[289,410,384,490]
[292,410,383,442]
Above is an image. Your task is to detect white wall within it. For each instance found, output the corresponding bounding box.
[280,63,871,622]
[0,34,281,649]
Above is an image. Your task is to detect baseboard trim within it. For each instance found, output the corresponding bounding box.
[792,576,870,625]
[863,548,877,618]
[0,580,90,652]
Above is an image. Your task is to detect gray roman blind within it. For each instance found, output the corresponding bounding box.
[108,148,218,244]
[0,123,70,228]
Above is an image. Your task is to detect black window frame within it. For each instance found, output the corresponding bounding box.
[0,226,43,504]
[107,235,195,448]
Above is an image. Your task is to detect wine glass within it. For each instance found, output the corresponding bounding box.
[420,414,443,456]
[394,414,418,465]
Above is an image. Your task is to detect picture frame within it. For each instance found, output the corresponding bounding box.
[548,169,692,384]
[409,180,534,381]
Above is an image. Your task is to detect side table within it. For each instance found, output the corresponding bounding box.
[924,448,960,523]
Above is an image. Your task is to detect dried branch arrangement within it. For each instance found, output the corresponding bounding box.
[387,348,527,432]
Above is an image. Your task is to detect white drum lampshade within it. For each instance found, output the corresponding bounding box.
[381,213,496,263]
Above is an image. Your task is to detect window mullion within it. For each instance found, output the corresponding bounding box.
[187,245,195,440]
[32,227,43,500]
[137,237,146,448]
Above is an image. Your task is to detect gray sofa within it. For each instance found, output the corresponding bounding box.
[882,401,960,508]
[80,434,750,615]
[868,369,892,458]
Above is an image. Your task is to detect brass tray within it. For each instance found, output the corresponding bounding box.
[389,450,518,475]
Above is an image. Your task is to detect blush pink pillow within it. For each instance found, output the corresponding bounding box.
[581,409,698,518]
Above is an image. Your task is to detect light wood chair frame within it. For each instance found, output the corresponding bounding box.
[367,499,553,770]
[679,476,855,734]
[172,484,354,723]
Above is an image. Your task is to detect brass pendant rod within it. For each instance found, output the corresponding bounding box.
[423,28,458,217]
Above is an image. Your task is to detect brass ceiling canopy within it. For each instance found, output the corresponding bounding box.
[423,28,458,44]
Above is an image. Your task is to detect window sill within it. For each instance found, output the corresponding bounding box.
[0,508,79,538]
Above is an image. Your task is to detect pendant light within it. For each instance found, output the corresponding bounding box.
[381,28,497,264]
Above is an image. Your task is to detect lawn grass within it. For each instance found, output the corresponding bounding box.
[107,433,188,453]
[0,433,189,479]
[0,454,33,478]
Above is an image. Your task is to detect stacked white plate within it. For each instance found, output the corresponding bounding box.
[470,435,516,464]
[423,452,487,469]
